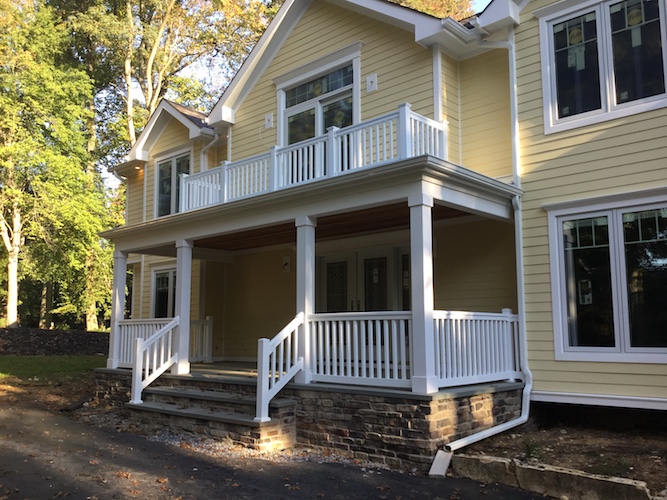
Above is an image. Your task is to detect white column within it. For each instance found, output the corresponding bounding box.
[409,194,438,394]
[294,216,316,384]
[172,239,193,374]
[107,249,128,369]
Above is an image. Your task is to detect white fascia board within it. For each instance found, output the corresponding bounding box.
[475,0,522,33]
[208,0,311,125]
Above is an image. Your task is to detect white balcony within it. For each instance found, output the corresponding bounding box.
[180,103,447,213]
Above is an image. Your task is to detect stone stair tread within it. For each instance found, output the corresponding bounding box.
[145,386,296,408]
[127,401,276,427]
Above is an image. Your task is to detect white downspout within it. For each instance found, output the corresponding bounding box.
[199,133,219,172]
[443,27,533,453]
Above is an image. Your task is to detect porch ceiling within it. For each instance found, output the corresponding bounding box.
[193,203,467,252]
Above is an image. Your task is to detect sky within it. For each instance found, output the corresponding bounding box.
[472,0,492,13]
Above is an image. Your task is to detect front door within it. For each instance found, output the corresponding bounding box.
[320,250,405,312]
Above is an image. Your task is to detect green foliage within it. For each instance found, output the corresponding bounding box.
[390,0,473,19]
[0,355,105,379]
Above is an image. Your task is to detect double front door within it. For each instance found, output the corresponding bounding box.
[319,250,410,312]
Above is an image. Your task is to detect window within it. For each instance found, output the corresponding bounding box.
[548,196,667,362]
[156,152,190,217]
[285,65,354,145]
[539,0,667,133]
[153,269,176,318]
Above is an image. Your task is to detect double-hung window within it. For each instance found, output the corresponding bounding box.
[156,152,190,217]
[548,195,667,362]
[153,268,176,318]
[539,0,667,133]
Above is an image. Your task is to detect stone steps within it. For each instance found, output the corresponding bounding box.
[126,381,297,452]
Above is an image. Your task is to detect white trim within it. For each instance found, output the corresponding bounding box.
[546,192,667,363]
[538,0,667,135]
[531,390,667,411]
[150,265,177,318]
[433,46,443,123]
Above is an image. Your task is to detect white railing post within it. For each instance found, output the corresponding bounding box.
[107,249,128,369]
[439,120,449,161]
[269,146,279,190]
[130,337,145,404]
[221,160,230,203]
[326,126,339,176]
[295,216,316,384]
[179,173,189,212]
[502,308,519,380]
[397,102,413,159]
[256,338,270,422]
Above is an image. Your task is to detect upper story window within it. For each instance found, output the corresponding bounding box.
[547,192,667,363]
[156,152,190,217]
[539,0,667,133]
[274,43,361,146]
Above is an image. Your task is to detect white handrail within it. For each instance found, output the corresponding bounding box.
[129,316,179,404]
[255,312,305,422]
[117,318,173,367]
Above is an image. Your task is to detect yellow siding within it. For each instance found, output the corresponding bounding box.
[442,52,461,165]
[518,0,667,399]
[459,50,512,178]
[203,262,226,357]
[125,168,144,225]
[222,249,297,359]
[231,1,434,161]
[434,219,517,313]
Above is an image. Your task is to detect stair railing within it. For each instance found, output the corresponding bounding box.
[130,316,180,404]
[255,312,304,422]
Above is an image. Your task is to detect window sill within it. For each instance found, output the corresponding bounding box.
[555,349,667,364]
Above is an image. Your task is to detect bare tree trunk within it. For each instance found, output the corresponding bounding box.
[39,282,53,329]
[86,298,99,331]
[2,201,22,329]
[125,0,136,145]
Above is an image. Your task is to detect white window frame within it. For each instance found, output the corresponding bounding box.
[546,190,667,363]
[537,0,667,134]
[151,266,177,318]
[274,42,362,147]
[153,148,192,218]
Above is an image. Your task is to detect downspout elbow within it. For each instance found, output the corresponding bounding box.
[200,133,220,172]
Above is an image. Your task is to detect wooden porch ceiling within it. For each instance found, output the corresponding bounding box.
[194,203,467,252]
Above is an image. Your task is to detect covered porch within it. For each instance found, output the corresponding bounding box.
[104,154,525,423]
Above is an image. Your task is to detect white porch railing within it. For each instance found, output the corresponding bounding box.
[180,103,447,212]
[309,312,412,388]
[255,312,305,422]
[130,316,179,404]
[118,318,213,366]
[190,316,214,363]
[433,309,521,386]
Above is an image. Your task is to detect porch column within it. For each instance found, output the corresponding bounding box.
[172,239,193,374]
[294,216,316,384]
[107,249,128,369]
[409,194,438,394]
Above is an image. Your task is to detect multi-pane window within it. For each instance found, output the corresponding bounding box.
[154,269,176,318]
[552,203,667,360]
[542,0,667,131]
[157,153,190,217]
[285,65,354,145]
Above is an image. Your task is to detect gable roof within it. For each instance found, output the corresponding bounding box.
[111,99,214,176]
[209,0,520,126]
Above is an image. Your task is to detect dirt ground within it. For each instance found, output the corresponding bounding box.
[2,373,667,496]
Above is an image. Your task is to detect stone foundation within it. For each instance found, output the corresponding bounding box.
[94,368,523,469]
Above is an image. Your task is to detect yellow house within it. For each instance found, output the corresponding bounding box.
[101,0,667,464]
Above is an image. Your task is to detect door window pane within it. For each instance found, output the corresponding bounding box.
[562,217,615,347]
[364,257,388,311]
[553,12,602,118]
[610,0,665,104]
[326,261,348,312]
[288,109,315,145]
[623,208,667,347]
[157,161,172,217]
[154,270,176,318]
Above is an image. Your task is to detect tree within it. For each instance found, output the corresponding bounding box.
[391,0,473,19]
[0,0,95,328]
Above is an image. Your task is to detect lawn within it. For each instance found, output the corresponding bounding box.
[0,355,106,380]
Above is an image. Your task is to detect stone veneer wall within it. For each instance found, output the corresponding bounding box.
[282,383,524,469]
[94,369,523,469]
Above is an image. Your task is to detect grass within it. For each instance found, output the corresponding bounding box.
[0,355,106,380]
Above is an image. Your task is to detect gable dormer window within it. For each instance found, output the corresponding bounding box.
[539,0,667,133]
[156,151,190,217]
[274,43,362,146]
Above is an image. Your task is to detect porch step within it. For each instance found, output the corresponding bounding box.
[126,384,297,452]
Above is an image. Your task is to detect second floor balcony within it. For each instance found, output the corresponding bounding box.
[180,103,447,213]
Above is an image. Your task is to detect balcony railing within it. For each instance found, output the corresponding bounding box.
[180,103,447,212]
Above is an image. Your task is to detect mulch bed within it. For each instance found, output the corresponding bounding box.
[0,328,109,356]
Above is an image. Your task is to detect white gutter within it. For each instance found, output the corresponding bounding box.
[443,27,533,453]
[199,133,219,172]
